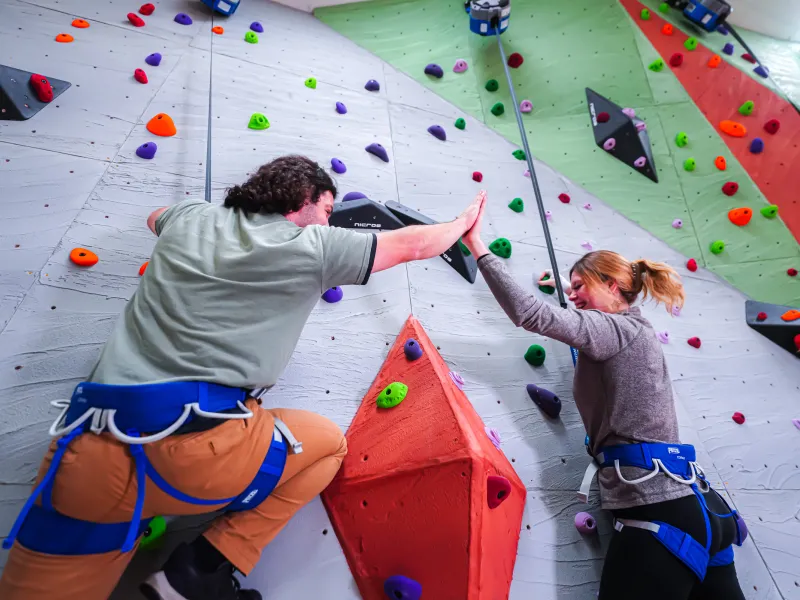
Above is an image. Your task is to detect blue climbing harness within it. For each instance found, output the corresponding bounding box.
[579,441,747,581]
[3,381,301,555]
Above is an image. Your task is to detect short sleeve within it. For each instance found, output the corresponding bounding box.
[315,225,377,289]
[155,199,210,236]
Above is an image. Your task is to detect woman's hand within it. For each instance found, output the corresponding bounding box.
[537,269,572,294]
[462,190,488,256]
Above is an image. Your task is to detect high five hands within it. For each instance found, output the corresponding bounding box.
[461,190,488,257]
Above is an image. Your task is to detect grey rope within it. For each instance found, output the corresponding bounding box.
[204,16,214,203]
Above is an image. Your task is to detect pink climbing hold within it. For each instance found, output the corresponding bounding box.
[523,169,530,178]
[636,121,647,132]
[603,138,616,151]
[519,100,533,113]
[581,241,593,251]
[472,171,483,182]
[622,107,636,119]
[656,331,670,344]
[134,68,148,84]
[574,512,596,535]
[545,210,552,220]
[487,475,511,509]
[672,305,681,317]
[732,412,745,425]
[634,156,646,168]
[687,336,701,349]
[558,193,570,204]
[792,418,800,430]
[672,219,683,229]
[453,59,468,73]
[449,371,464,390]
[582,203,592,210]
[596,111,610,123]
[485,427,501,450]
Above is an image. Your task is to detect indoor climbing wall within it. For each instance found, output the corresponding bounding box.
[1,1,800,600]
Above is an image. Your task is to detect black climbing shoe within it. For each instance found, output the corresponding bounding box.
[140,542,261,600]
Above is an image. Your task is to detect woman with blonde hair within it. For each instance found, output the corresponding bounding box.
[462,199,746,600]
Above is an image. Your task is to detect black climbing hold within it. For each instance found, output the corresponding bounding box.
[329,198,404,230]
[136,142,157,159]
[526,383,561,418]
[365,79,380,92]
[745,299,800,358]
[383,575,422,600]
[1,64,71,121]
[403,338,423,361]
[427,124,446,141]
[365,142,389,162]
[341,191,366,202]
[424,63,443,79]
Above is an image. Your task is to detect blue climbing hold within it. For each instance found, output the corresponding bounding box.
[526,383,561,418]
[335,101,347,115]
[749,137,764,154]
[427,125,446,141]
[145,52,162,67]
[365,79,380,92]
[342,191,366,202]
[754,65,769,78]
[365,142,390,162]
[403,338,423,361]
[331,158,346,174]
[383,575,422,600]
[322,287,343,303]
[424,63,444,78]
[250,21,263,32]
[136,142,157,159]
[722,42,734,55]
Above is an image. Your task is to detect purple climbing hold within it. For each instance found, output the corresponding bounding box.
[403,338,423,361]
[754,65,769,78]
[634,156,646,168]
[335,101,347,115]
[424,63,444,79]
[136,142,157,159]
[342,191,366,202]
[736,514,748,543]
[250,21,264,33]
[519,99,533,113]
[331,158,347,174]
[365,142,389,163]
[427,124,446,141]
[622,107,636,119]
[717,24,729,35]
[485,427,502,450]
[672,218,683,229]
[383,575,422,600]
[145,52,162,67]
[749,137,764,154]
[575,512,597,535]
[449,371,464,390]
[321,287,343,303]
[581,241,593,251]
[793,418,800,431]
[526,383,561,418]
[583,203,592,210]
[453,59,468,73]
[722,42,734,55]
[545,210,552,220]
[174,12,192,25]
[364,79,380,92]
[603,138,616,151]
[656,331,670,344]
[635,121,647,132]
[672,305,681,317]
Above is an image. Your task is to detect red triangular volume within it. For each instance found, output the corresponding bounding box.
[322,316,526,600]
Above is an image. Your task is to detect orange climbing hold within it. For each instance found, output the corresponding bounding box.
[719,120,747,137]
[707,54,722,68]
[55,33,74,43]
[69,248,98,267]
[212,26,224,34]
[71,18,89,28]
[139,261,149,276]
[714,156,727,170]
[728,207,752,227]
[662,23,673,35]
[781,309,800,322]
[146,113,177,137]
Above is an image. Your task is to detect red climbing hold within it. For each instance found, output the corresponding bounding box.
[139,3,155,15]
[788,268,798,277]
[472,171,483,182]
[763,119,780,135]
[722,182,739,196]
[134,68,148,84]
[686,258,698,272]
[669,52,684,67]
[558,193,570,204]
[507,53,523,69]
[597,111,610,123]
[732,412,745,424]
[741,53,756,64]
[687,336,701,349]
[139,261,149,276]
[127,12,145,26]
[486,475,512,509]
[756,312,767,321]
[29,74,53,103]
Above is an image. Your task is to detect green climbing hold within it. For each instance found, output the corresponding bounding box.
[248,113,270,130]
[524,344,546,366]
[508,197,524,213]
[641,8,650,19]
[454,117,466,130]
[684,37,698,51]
[649,58,665,72]
[485,79,499,92]
[491,102,505,116]
[709,240,725,255]
[245,31,258,44]
[139,515,167,550]
[489,238,511,258]
[459,239,471,255]
[675,132,688,147]
[659,2,669,13]
[512,149,526,161]
[304,77,317,89]
[760,205,778,218]
[684,157,696,172]
[377,382,408,409]
[738,101,754,116]
[538,273,555,295]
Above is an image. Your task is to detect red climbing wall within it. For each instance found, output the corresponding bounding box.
[620,0,800,244]
[321,316,526,600]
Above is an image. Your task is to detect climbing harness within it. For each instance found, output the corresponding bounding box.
[3,381,302,555]
[579,440,747,580]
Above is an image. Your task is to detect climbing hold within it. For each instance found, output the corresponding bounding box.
[794,418,800,429]
[322,287,343,303]
[365,143,390,163]
[145,52,162,67]
[684,37,698,51]
[424,64,444,79]
[174,13,192,25]
[721,182,739,196]
[640,8,650,19]
[383,575,422,600]
[760,205,778,218]
[722,43,734,55]
[335,101,347,115]
[657,331,670,344]
[342,192,366,202]
[127,13,145,27]
[672,305,681,317]
[717,24,729,35]
[507,52,524,68]
[487,475,512,509]
[147,113,177,137]
[603,138,616,151]
[489,238,511,258]
[526,383,561,418]
[69,248,98,267]
[139,515,166,549]
[672,219,683,229]
[714,156,727,170]
[139,3,154,15]
[738,101,755,116]
[684,158,696,172]
[538,274,555,295]
[524,344,546,366]
[741,53,756,63]
[749,138,764,154]
[490,102,504,116]
[134,68,148,84]
[545,210,552,220]
[331,158,346,174]
[484,79,499,92]
[659,2,669,13]
[364,79,380,92]
[244,31,258,44]
[583,203,592,210]
[675,132,688,147]
[55,33,74,42]
[728,208,752,227]
[754,65,769,78]
[512,149,526,161]
[472,171,483,182]
[731,412,745,425]
[788,268,798,277]
[558,193,570,204]
[454,117,466,130]
[138,261,149,276]
[581,241,593,251]
[485,427,501,450]
[427,125,446,141]
[29,75,53,103]
[781,309,800,322]
[708,54,722,68]
[763,119,780,134]
[449,370,465,390]
[247,113,269,130]
[669,53,684,67]
[508,197,524,213]
[687,336,701,349]
[662,23,673,35]
[648,58,665,72]
[634,156,646,168]
[71,18,90,28]
[305,77,317,89]
[403,338,423,361]
[709,240,725,255]
[453,59,468,73]
[622,108,636,119]
[520,100,533,113]
[756,312,767,321]
[575,512,597,535]
[597,111,610,123]
[212,26,223,34]
[376,382,408,409]
[524,170,530,178]
[686,258,698,272]
[250,21,264,33]
[135,142,157,159]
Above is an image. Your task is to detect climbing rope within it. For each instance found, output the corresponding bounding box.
[204,15,214,203]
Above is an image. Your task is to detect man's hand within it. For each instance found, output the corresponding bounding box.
[462,190,488,257]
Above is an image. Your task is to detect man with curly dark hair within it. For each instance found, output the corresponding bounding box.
[0,155,485,600]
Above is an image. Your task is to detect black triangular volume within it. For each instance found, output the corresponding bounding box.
[329,198,405,231]
[585,88,658,183]
[0,65,71,121]
[385,201,477,284]
[745,300,799,358]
